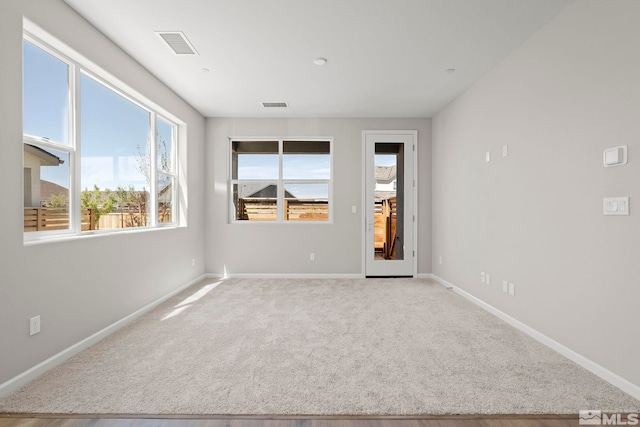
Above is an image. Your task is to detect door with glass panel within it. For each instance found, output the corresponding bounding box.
[364,131,415,277]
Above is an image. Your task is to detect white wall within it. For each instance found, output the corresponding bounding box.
[0,0,206,387]
[206,118,431,276]
[432,0,640,388]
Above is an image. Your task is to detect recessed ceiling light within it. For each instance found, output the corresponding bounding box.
[446,68,456,74]
[313,57,328,66]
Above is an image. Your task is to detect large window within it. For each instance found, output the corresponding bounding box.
[230,139,332,222]
[23,33,179,238]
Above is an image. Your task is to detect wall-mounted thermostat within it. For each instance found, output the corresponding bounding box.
[603,145,627,167]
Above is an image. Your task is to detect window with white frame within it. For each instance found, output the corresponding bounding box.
[23,33,179,238]
[230,139,332,222]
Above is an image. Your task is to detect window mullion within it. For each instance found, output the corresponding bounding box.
[149,112,158,227]
[171,123,178,224]
[278,139,284,222]
[71,63,81,234]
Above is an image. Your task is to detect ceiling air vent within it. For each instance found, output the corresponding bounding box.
[156,31,198,55]
[262,102,289,108]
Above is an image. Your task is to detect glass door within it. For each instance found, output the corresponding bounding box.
[364,132,415,277]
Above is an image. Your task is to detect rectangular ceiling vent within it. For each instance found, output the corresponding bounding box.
[156,31,198,55]
[262,102,289,108]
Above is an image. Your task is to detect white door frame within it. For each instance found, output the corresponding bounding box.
[361,130,418,277]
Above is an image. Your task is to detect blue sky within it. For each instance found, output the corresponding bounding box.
[24,39,167,192]
[237,153,330,199]
[376,155,396,167]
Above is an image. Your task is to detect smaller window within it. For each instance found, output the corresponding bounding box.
[230,139,332,222]
[23,39,70,145]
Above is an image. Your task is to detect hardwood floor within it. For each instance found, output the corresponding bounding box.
[0,415,581,427]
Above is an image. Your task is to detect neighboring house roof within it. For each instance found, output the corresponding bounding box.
[375,165,396,183]
[40,180,69,201]
[238,183,295,199]
[158,182,172,203]
[24,144,65,166]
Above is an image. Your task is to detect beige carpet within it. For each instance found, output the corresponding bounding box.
[0,278,638,415]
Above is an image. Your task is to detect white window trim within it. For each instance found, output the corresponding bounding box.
[228,137,334,224]
[23,24,183,243]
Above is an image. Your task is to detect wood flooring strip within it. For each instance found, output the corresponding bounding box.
[0,414,578,420]
[0,416,582,427]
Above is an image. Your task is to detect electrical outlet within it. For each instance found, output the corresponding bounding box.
[502,280,509,293]
[480,272,486,284]
[191,258,195,267]
[30,316,40,336]
[486,273,491,285]
[310,253,315,261]
[509,282,516,296]
[485,151,491,162]
[439,256,442,265]
[351,205,357,214]
[502,145,508,157]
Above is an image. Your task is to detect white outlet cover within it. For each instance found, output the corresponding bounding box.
[480,272,486,283]
[486,273,491,285]
[502,145,508,157]
[30,315,40,336]
[509,282,516,296]
[485,151,491,162]
[502,280,508,293]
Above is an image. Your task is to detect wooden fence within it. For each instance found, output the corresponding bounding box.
[374,197,397,259]
[97,211,171,229]
[237,198,328,221]
[24,208,96,232]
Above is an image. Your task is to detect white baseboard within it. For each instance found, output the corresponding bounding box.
[0,274,207,398]
[416,273,436,280]
[212,273,364,279]
[430,274,640,401]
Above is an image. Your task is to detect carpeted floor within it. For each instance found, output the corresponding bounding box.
[0,277,638,415]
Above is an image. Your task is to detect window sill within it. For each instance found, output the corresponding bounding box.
[23,224,182,246]
[229,221,334,225]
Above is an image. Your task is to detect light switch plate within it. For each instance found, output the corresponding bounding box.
[485,151,491,162]
[603,197,630,215]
